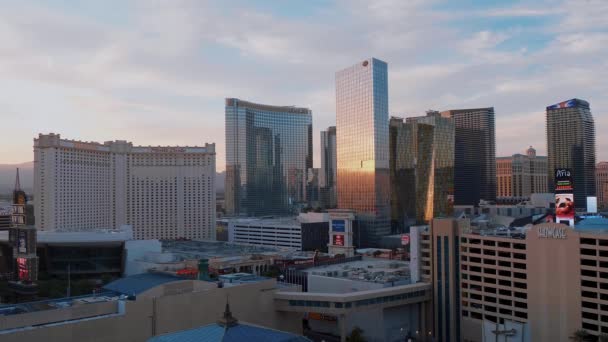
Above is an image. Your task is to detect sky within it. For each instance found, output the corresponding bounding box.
[0,0,606,171]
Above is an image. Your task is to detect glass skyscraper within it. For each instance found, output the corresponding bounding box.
[320,126,337,208]
[546,98,596,210]
[225,98,312,216]
[389,111,454,229]
[441,107,496,206]
[336,58,390,247]
[408,111,455,221]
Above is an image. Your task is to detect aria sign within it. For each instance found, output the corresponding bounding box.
[537,227,567,239]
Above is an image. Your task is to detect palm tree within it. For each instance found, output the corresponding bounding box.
[346,326,367,342]
[569,329,590,342]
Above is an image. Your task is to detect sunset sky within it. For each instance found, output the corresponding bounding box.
[0,0,606,170]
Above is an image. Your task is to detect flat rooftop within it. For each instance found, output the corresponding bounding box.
[0,292,121,317]
[224,217,301,227]
[161,240,283,260]
[302,257,411,285]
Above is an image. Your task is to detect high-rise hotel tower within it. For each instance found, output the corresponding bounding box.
[34,133,216,240]
[546,98,596,211]
[320,126,337,209]
[225,98,313,216]
[336,58,390,247]
[442,107,496,206]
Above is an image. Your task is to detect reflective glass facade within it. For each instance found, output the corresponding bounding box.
[225,98,312,216]
[320,126,337,208]
[389,112,454,229]
[442,108,496,205]
[546,98,596,210]
[336,58,390,247]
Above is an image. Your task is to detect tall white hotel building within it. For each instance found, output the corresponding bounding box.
[34,133,216,240]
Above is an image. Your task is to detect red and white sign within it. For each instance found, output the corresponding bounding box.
[333,234,344,246]
[401,234,410,246]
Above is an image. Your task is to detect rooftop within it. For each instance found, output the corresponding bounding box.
[0,292,121,317]
[159,240,319,262]
[149,319,310,342]
[302,258,411,285]
[225,98,311,115]
[103,273,184,296]
[161,240,282,260]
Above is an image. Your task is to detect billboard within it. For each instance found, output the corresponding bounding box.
[555,169,574,222]
[587,197,598,213]
[401,234,410,246]
[17,230,27,253]
[332,220,345,232]
[16,257,38,282]
[333,234,344,246]
[546,99,577,110]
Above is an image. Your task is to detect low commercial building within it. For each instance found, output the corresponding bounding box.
[274,257,433,342]
[0,273,304,341]
[125,239,324,278]
[227,213,330,251]
[0,226,133,278]
[417,217,608,342]
[455,194,553,219]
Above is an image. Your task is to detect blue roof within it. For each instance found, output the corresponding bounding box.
[103,273,183,296]
[576,216,608,231]
[148,323,311,342]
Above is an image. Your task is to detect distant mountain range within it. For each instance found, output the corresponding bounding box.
[0,161,225,195]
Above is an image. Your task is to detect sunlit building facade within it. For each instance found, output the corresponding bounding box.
[418,218,608,341]
[390,111,454,230]
[225,98,313,216]
[34,133,216,240]
[336,58,390,247]
[546,98,596,211]
[408,111,455,221]
[496,146,548,201]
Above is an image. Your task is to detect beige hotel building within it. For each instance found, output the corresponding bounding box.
[34,133,216,240]
[417,217,608,342]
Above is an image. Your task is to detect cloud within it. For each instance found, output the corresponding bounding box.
[0,0,606,171]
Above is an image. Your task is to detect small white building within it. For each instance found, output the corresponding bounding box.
[227,213,329,250]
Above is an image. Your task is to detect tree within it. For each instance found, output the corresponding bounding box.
[346,327,367,342]
[101,274,114,285]
[569,329,591,342]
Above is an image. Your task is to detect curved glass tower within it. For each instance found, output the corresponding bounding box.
[225,98,312,216]
[336,58,390,247]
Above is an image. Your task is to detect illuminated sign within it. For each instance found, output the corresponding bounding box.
[17,230,27,253]
[554,168,574,222]
[547,99,577,110]
[401,234,410,246]
[332,220,345,232]
[17,257,31,281]
[308,312,337,322]
[555,169,573,193]
[537,227,567,239]
[333,234,344,246]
